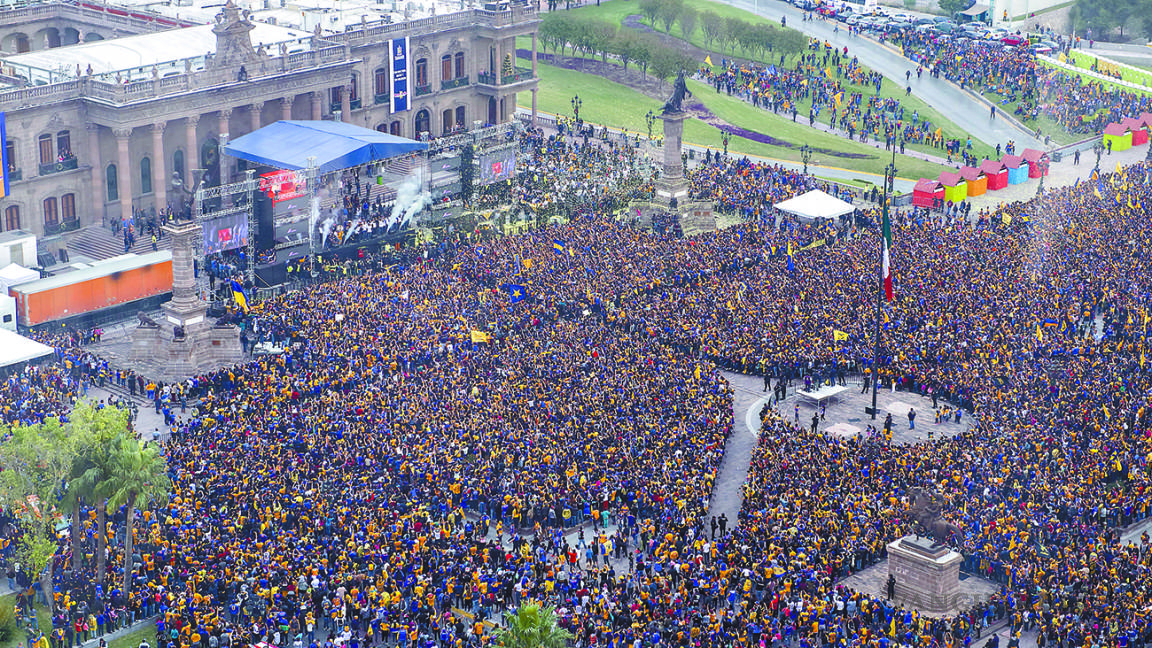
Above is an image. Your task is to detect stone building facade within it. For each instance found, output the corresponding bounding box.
[0,0,539,254]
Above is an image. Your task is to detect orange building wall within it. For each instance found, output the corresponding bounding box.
[17,259,173,326]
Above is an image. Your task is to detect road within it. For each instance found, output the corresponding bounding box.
[716,0,1044,150]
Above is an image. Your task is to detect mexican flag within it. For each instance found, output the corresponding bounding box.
[881,210,893,302]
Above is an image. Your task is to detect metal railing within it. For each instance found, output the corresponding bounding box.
[441,76,470,91]
[38,157,79,176]
[502,67,534,85]
[374,92,390,105]
[414,83,433,97]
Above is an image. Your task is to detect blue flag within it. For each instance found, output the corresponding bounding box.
[502,284,529,303]
[786,242,795,273]
[553,239,566,254]
[231,280,249,313]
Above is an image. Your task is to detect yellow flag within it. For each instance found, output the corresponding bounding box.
[704,54,713,67]
[522,258,533,270]
[833,330,849,342]
[470,330,491,343]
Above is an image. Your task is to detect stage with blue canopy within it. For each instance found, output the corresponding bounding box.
[222,120,428,175]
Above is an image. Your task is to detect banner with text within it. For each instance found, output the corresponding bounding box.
[390,37,411,113]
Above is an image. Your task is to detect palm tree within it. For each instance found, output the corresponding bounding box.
[66,403,132,582]
[103,435,171,598]
[493,602,572,648]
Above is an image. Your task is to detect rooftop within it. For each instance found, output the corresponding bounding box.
[2,22,310,83]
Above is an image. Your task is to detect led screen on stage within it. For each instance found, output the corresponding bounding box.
[203,213,249,254]
[477,149,517,185]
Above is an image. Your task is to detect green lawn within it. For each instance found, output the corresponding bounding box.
[520,63,949,180]
[551,0,995,150]
[980,92,1084,146]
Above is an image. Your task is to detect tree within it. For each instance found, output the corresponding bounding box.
[104,434,171,599]
[0,416,80,613]
[67,404,131,589]
[658,0,683,34]
[494,603,573,648]
[612,34,634,72]
[638,0,662,27]
[1070,0,1134,40]
[63,403,131,579]
[937,0,968,17]
[700,11,723,49]
[633,36,654,78]
[775,29,808,62]
[679,6,698,41]
[725,17,748,54]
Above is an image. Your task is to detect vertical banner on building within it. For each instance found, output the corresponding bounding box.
[0,112,9,198]
[390,37,411,113]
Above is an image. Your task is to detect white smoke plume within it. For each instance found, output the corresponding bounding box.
[390,167,431,228]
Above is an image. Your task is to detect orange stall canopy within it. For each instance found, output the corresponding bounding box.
[958,166,987,196]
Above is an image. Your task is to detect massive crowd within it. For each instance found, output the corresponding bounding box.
[5,133,1152,648]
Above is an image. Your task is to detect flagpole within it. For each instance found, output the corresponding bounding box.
[870,147,897,420]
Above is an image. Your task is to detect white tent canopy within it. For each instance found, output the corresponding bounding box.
[773,190,856,221]
[0,263,39,297]
[0,328,54,369]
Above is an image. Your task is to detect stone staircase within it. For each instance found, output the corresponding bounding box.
[68,225,173,262]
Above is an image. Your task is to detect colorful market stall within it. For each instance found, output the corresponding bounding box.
[912,178,945,208]
[939,171,968,203]
[979,159,1009,190]
[1103,123,1133,152]
[1021,149,1050,178]
[1002,154,1029,185]
[1122,117,1150,146]
[958,166,987,196]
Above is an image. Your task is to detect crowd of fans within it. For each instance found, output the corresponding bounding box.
[5,136,1152,648]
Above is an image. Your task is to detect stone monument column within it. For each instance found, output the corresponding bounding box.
[185,115,200,188]
[162,221,206,322]
[661,113,684,180]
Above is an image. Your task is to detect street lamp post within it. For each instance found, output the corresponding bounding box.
[645,110,656,141]
[571,94,583,128]
[800,144,812,175]
[870,147,897,421]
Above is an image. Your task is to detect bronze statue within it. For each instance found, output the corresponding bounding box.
[661,70,692,115]
[137,312,159,328]
[907,487,963,547]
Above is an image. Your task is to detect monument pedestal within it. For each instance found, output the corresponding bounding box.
[129,220,242,378]
[887,536,962,614]
[648,111,715,234]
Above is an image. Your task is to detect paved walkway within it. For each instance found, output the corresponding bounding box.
[705,372,767,525]
[715,0,1043,150]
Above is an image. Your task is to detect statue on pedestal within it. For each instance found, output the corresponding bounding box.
[907,487,963,547]
[661,70,692,115]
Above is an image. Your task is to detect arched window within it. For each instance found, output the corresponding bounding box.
[456,106,466,129]
[56,130,71,159]
[38,134,53,166]
[454,52,465,79]
[390,121,401,137]
[441,54,452,83]
[374,67,388,100]
[442,109,453,135]
[349,74,359,102]
[43,197,58,228]
[106,164,118,201]
[376,123,388,133]
[415,110,430,136]
[140,157,152,194]
[173,150,185,182]
[62,193,76,224]
[415,58,428,87]
[3,205,20,232]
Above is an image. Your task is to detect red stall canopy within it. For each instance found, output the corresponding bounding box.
[979,159,1009,190]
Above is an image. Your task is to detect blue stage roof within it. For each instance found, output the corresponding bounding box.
[222,120,428,175]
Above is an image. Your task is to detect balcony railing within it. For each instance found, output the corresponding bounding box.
[478,69,534,86]
[350,98,362,110]
[6,168,21,182]
[414,83,433,97]
[375,92,390,105]
[441,76,470,91]
[44,219,80,235]
[39,157,78,176]
[502,67,534,84]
